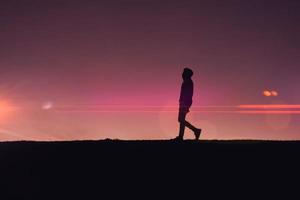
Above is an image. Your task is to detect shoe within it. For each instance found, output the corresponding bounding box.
[173,136,184,141]
[194,129,202,140]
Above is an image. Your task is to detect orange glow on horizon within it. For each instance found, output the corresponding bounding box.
[0,101,17,121]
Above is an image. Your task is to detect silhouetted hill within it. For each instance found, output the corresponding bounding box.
[1,139,299,199]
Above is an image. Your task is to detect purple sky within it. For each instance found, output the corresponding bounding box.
[0,0,300,141]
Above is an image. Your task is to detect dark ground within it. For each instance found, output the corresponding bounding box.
[0,139,299,199]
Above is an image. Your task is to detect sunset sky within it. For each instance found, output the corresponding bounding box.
[0,0,300,141]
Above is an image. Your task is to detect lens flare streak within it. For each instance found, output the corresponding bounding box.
[52,105,300,115]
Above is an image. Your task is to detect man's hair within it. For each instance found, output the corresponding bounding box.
[183,67,194,78]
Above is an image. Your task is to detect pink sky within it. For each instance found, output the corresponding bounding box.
[0,0,299,141]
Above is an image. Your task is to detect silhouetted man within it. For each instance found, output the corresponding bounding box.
[175,68,201,141]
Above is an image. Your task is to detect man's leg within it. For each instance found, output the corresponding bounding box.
[177,108,187,139]
[185,120,202,140]
[178,122,185,139]
[184,120,197,132]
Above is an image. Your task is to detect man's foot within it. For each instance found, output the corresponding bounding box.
[194,129,202,140]
[173,136,184,141]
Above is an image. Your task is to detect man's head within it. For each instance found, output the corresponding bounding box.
[182,67,194,80]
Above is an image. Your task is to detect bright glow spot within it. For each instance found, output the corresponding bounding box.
[42,102,53,110]
[271,91,278,96]
[263,90,272,97]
